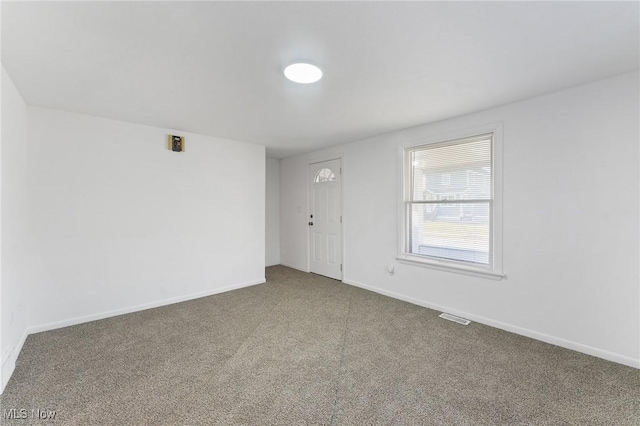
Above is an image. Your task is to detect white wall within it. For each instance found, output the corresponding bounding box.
[1,65,29,392]
[27,107,265,331]
[280,157,308,271]
[280,72,640,368]
[266,158,281,266]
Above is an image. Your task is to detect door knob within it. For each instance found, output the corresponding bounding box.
[308,222,314,226]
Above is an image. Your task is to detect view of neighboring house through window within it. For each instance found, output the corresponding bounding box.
[404,134,493,267]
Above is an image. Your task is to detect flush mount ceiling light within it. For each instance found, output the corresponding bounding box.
[284,63,322,84]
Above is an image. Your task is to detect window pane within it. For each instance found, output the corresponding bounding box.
[408,202,490,265]
[409,137,491,201]
[315,168,336,183]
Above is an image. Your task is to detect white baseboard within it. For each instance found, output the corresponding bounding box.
[343,278,640,369]
[279,262,309,273]
[1,330,29,394]
[28,279,266,335]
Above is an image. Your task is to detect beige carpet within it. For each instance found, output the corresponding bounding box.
[1,266,638,425]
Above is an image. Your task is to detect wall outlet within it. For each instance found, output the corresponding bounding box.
[387,264,395,275]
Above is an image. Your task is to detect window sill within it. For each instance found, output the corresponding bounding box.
[396,255,505,281]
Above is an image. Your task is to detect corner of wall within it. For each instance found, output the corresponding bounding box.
[266,157,281,266]
[0,64,30,394]
[0,330,28,394]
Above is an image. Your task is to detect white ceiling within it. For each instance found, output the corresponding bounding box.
[2,2,638,158]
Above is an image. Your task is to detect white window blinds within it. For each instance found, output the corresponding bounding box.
[404,134,493,266]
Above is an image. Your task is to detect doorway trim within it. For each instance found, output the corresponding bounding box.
[306,153,344,281]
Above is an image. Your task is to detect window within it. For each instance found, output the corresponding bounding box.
[314,168,336,183]
[399,130,503,279]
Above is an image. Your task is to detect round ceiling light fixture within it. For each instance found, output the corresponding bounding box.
[284,63,322,84]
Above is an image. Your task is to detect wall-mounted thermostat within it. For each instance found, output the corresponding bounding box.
[169,135,185,152]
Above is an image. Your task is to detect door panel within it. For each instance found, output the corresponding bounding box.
[309,159,342,280]
[328,186,338,222]
[327,234,338,264]
[313,232,323,262]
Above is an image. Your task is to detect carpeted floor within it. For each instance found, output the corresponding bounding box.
[1,266,638,425]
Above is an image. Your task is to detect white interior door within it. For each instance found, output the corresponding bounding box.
[309,159,342,280]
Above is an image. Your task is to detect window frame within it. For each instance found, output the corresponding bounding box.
[396,123,504,280]
[314,167,336,183]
